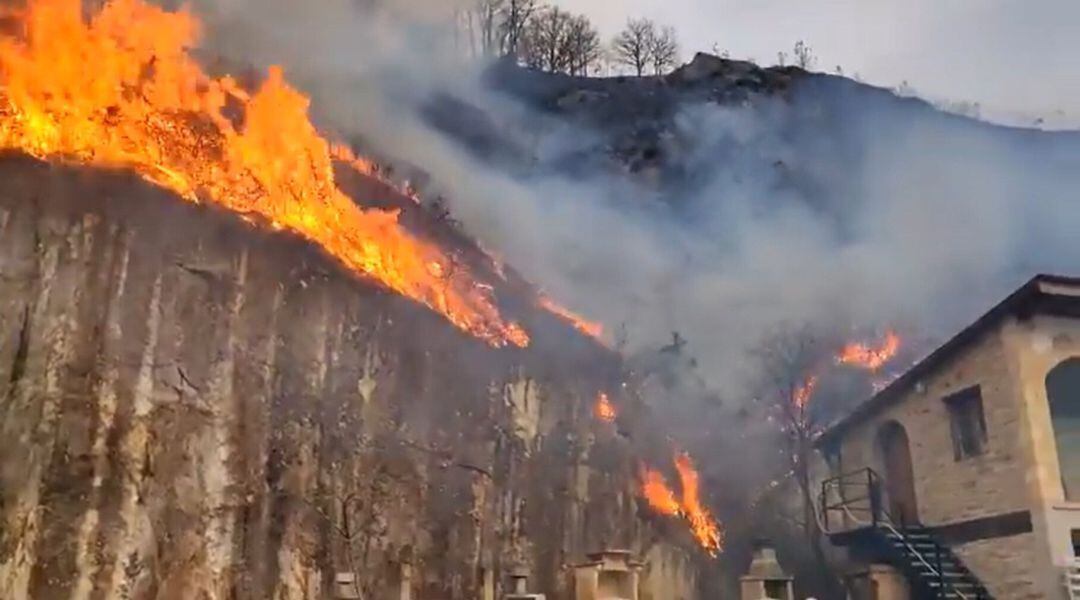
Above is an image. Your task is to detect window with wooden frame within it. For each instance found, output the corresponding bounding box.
[944,386,988,460]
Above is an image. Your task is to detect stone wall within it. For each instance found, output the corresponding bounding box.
[826,318,1046,596]
[0,156,697,599]
[1002,313,1080,599]
[952,532,1043,599]
[832,325,1029,526]
[638,544,698,600]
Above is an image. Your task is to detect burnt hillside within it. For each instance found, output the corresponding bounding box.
[426,53,1080,208]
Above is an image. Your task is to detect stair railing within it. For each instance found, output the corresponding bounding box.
[1065,559,1080,600]
[821,468,974,600]
[875,517,970,600]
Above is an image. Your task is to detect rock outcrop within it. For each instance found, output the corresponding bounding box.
[0,155,697,599]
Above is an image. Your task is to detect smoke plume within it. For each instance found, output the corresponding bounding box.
[184,0,1080,408]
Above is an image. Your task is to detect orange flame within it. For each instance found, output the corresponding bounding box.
[639,454,724,556]
[673,453,724,556]
[593,392,616,423]
[0,0,527,348]
[836,330,900,371]
[639,464,682,517]
[793,375,818,411]
[538,295,604,341]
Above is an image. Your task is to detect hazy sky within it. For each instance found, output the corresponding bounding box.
[557,0,1079,127]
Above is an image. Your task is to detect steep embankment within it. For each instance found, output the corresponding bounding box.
[441,53,1080,185]
[0,154,695,600]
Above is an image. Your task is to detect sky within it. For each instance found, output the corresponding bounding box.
[557,0,1080,128]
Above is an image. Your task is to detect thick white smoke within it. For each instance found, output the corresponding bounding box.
[183,0,1080,399]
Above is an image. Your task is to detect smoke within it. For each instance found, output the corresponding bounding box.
[180,0,1080,398]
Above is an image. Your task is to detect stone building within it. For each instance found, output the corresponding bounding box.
[816,274,1080,599]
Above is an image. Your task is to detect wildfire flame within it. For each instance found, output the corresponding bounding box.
[673,453,724,556]
[836,330,900,371]
[639,453,724,556]
[640,465,682,517]
[593,392,616,423]
[0,0,528,348]
[793,375,818,412]
[538,295,605,342]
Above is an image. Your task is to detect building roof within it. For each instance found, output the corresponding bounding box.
[816,274,1080,448]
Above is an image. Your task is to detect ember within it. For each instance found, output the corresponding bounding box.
[836,330,901,371]
[0,0,527,347]
[639,453,724,556]
[593,392,617,423]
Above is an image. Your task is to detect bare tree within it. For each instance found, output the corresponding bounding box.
[519,6,571,72]
[472,0,506,56]
[710,42,731,59]
[647,25,679,75]
[793,39,817,70]
[499,0,539,56]
[519,9,601,75]
[751,323,840,594]
[564,14,602,75]
[611,18,655,76]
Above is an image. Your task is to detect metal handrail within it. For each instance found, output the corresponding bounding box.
[822,468,976,600]
[1065,559,1080,600]
[821,468,882,532]
[877,516,971,600]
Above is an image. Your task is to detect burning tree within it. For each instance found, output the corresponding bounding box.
[750,323,838,593]
[749,324,904,596]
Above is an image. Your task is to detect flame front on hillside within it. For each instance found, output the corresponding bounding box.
[538,295,605,342]
[0,0,528,347]
[639,453,724,556]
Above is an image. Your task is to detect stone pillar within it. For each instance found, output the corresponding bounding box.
[333,572,361,599]
[739,543,794,600]
[397,562,413,600]
[844,564,911,600]
[572,549,643,600]
[480,568,495,600]
[505,566,546,600]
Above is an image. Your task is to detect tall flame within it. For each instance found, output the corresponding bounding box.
[673,453,724,556]
[639,453,724,556]
[639,464,682,517]
[538,295,605,342]
[593,392,616,423]
[836,330,900,371]
[0,0,528,347]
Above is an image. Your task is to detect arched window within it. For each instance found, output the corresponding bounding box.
[1046,358,1080,501]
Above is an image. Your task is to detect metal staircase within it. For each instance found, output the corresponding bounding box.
[1065,559,1080,600]
[820,469,994,600]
